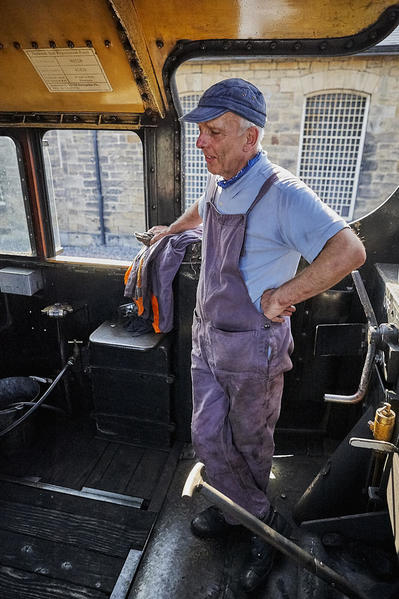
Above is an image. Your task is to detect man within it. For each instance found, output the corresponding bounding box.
[150,78,366,592]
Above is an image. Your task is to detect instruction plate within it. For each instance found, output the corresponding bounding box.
[23,47,112,93]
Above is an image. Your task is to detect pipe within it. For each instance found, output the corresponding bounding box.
[93,130,106,245]
[324,338,376,404]
[324,270,378,404]
[7,402,66,416]
[183,463,369,599]
[0,357,74,438]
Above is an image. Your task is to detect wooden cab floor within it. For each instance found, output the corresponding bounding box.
[0,412,181,598]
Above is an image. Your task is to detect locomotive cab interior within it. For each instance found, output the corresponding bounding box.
[0,1,399,597]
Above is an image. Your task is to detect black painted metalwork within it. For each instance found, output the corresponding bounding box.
[163,5,399,105]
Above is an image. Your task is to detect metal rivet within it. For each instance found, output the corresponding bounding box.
[85,40,93,48]
[270,41,278,50]
[104,39,111,48]
[223,41,231,50]
[246,42,252,51]
[67,40,74,48]
[13,41,21,49]
[151,204,156,210]
[293,41,302,51]
[150,167,155,173]
[319,41,328,51]
[200,42,206,50]
[31,41,38,49]
[264,324,270,329]
[72,116,79,122]
[49,40,56,48]
[156,39,164,48]
[345,39,354,49]
[175,198,180,203]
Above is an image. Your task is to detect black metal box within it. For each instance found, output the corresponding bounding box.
[89,321,173,448]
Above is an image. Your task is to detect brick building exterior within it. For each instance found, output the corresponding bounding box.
[176,50,399,221]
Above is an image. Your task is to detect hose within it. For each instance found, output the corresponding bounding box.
[7,402,66,417]
[0,357,74,438]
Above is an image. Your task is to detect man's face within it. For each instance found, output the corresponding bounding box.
[196,112,253,180]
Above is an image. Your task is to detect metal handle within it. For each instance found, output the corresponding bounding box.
[349,437,399,454]
[324,271,378,405]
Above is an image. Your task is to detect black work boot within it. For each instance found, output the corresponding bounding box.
[191,505,233,538]
[240,506,289,592]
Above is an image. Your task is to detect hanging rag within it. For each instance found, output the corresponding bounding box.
[124,228,202,333]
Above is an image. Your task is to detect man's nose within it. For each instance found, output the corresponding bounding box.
[196,132,207,149]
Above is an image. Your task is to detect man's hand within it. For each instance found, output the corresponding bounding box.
[261,289,296,323]
[147,199,202,245]
[148,225,172,245]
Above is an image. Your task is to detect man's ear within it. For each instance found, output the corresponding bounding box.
[244,126,259,152]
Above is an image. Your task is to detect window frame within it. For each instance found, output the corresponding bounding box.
[0,133,37,257]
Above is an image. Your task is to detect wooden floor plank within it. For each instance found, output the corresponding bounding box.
[85,443,145,495]
[0,565,108,599]
[126,449,168,500]
[26,418,109,489]
[0,481,156,556]
[0,529,122,594]
[148,442,183,512]
[0,497,152,557]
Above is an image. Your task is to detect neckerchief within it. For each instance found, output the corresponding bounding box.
[217,151,262,189]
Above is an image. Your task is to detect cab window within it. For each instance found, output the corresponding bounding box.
[42,130,145,261]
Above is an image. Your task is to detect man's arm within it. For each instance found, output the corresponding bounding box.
[261,228,366,322]
[148,200,202,245]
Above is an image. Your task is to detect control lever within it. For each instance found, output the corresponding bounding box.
[324,270,398,404]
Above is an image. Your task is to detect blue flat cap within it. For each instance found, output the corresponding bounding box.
[181,78,266,127]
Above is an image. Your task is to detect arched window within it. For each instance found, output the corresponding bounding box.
[181,94,208,209]
[298,91,369,219]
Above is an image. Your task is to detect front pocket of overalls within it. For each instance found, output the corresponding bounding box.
[209,327,270,377]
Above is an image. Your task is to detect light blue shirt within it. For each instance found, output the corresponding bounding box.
[198,152,348,310]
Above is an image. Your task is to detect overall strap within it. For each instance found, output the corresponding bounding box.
[241,172,279,256]
[245,172,279,215]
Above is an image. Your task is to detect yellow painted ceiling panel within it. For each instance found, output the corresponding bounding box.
[0,0,396,116]
[0,0,144,113]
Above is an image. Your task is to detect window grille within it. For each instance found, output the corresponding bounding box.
[181,94,208,208]
[298,91,369,219]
